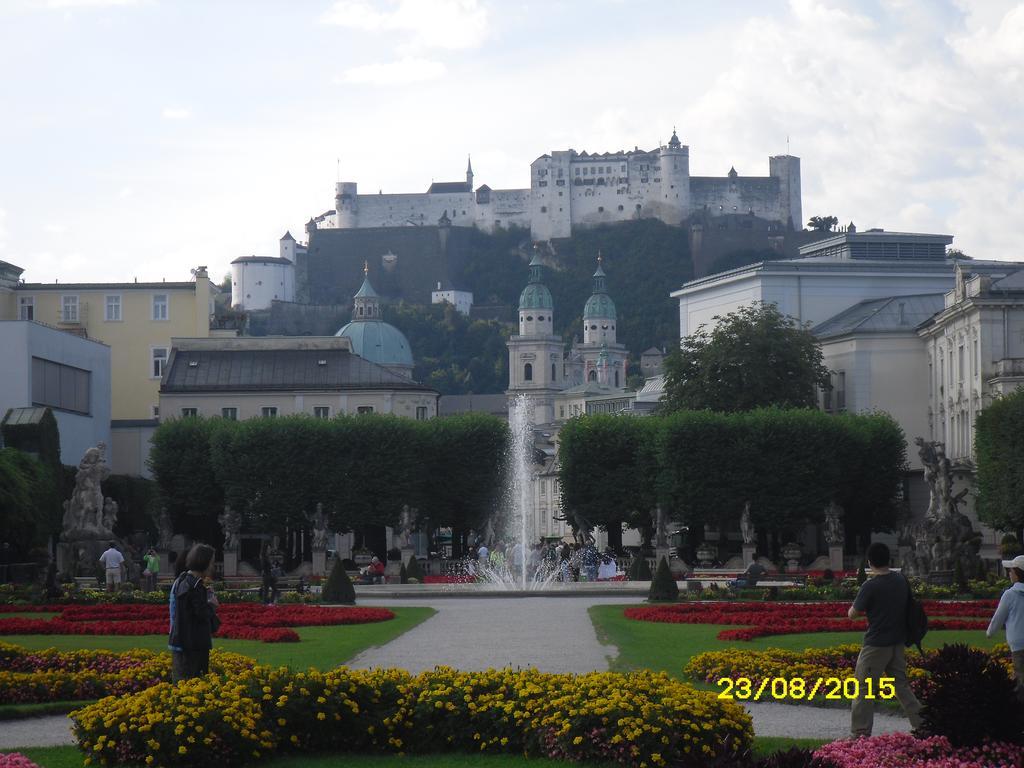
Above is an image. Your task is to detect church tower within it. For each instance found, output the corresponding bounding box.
[506,252,564,424]
[466,155,474,188]
[580,254,629,388]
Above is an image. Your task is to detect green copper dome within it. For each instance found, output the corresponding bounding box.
[519,253,553,311]
[519,282,554,310]
[583,292,616,320]
[335,320,414,368]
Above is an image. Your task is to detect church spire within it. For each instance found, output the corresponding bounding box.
[466,155,474,187]
[592,251,606,294]
[352,261,380,321]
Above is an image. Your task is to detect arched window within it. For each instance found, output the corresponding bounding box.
[588,370,597,382]
[524,363,533,381]
[358,306,364,316]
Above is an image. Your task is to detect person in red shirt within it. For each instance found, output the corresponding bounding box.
[359,557,385,584]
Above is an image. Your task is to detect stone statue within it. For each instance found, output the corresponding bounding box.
[155,507,174,551]
[398,505,416,550]
[654,506,670,548]
[61,443,113,540]
[823,502,844,546]
[740,502,756,546]
[310,503,330,552]
[101,497,119,535]
[218,505,241,552]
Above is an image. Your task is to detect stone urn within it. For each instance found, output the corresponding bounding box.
[781,542,802,572]
[695,543,717,568]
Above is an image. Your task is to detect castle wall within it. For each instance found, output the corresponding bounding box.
[475,189,531,232]
[689,176,785,221]
[353,192,475,229]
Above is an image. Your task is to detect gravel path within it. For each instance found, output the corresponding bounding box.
[742,701,912,740]
[0,715,74,749]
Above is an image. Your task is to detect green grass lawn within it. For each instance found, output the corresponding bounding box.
[0,606,434,670]
[17,738,826,768]
[589,604,1002,679]
[1,612,59,620]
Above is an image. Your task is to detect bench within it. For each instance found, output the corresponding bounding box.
[688,570,809,589]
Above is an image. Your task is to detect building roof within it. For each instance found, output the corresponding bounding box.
[557,381,630,397]
[280,231,295,242]
[161,347,430,393]
[812,294,946,340]
[1,406,49,426]
[18,281,197,291]
[353,275,379,299]
[335,319,414,367]
[426,181,472,194]
[230,256,294,265]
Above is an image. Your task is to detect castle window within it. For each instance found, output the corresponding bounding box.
[588,370,597,382]
[557,169,564,178]
[621,164,626,171]
[598,206,604,212]
[524,363,533,381]
[590,324,597,330]
[526,315,533,321]
[635,204,642,211]
[575,168,580,175]
[537,315,543,321]
[551,363,556,380]
[540,206,547,213]
[618,205,624,211]
[615,371,620,387]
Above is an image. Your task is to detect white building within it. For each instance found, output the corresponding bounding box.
[0,320,111,461]
[430,281,473,316]
[230,232,301,311]
[314,131,801,242]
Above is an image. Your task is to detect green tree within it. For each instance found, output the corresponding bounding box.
[0,448,58,554]
[976,388,1024,534]
[807,215,838,232]
[660,302,831,413]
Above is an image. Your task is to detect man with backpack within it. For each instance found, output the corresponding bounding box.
[847,542,923,737]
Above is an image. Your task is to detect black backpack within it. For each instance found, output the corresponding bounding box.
[904,575,928,654]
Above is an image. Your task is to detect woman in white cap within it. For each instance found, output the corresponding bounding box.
[986,553,1024,699]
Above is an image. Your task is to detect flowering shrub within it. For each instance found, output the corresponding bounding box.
[72,664,752,768]
[0,604,393,644]
[0,641,253,705]
[0,754,43,768]
[813,732,1024,768]
[626,600,993,641]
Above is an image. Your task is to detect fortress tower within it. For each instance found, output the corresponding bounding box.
[657,129,690,226]
[506,253,564,424]
[769,155,801,230]
[335,181,358,228]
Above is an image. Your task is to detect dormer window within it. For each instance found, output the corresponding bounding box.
[188,360,199,368]
[317,359,328,366]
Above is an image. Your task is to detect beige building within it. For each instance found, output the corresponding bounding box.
[8,268,213,421]
[159,336,439,420]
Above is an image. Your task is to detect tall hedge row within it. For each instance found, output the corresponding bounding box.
[559,408,906,548]
[148,413,508,542]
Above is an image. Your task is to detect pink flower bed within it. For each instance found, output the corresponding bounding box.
[0,604,393,643]
[814,733,1024,768]
[0,755,42,768]
[625,600,993,641]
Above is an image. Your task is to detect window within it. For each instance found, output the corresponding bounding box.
[62,295,79,323]
[31,357,90,414]
[221,407,238,420]
[105,295,121,321]
[974,339,979,374]
[261,406,278,418]
[357,406,374,414]
[152,293,168,321]
[524,363,533,382]
[615,370,620,387]
[313,406,331,419]
[551,363,557,381]
[836,371,846,411]
[151,347,168,378]
[416,406,428,421]
[18,296,34,320]
[588,370,597,382]
[560,406,565,418]
[181,407,198,417]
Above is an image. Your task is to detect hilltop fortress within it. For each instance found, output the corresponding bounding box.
[310,130,801,242]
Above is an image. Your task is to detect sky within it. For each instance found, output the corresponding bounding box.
[0,0,1022,284]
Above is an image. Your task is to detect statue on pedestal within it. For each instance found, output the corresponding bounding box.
[218,505,241,552]
[310,503,330,552]
[823,502,844,546]
[60,443,114,541]
[740,502,756,546]
[155,507,174,552]
[654,506,670,549]
[398,505,416,550]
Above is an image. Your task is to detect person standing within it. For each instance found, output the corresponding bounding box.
[848,542,923,737]
[98,542,125,592]
[142,548,160,592]
[168,543,219,682]
[986,554,1024,700]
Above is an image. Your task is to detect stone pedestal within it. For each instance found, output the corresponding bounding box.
[742,545,757,567]
[401,547,415,567]
[311,550,327,578]
[384,560,402,581]
[829,545,844,572]
[222,551,238,578]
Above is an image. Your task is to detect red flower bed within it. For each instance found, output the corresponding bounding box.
[0,604,393,644]
[625,600,994,641]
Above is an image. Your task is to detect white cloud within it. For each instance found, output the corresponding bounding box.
[0,208,7,252]
[161,107,191,120]
[39,0,142,7]
[338,57,446,85]
[321,0,489,51]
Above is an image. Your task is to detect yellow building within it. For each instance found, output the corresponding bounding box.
[9,268,213,420]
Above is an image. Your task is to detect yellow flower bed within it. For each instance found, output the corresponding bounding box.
[0,642,252,705]
[72,664,752,768]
